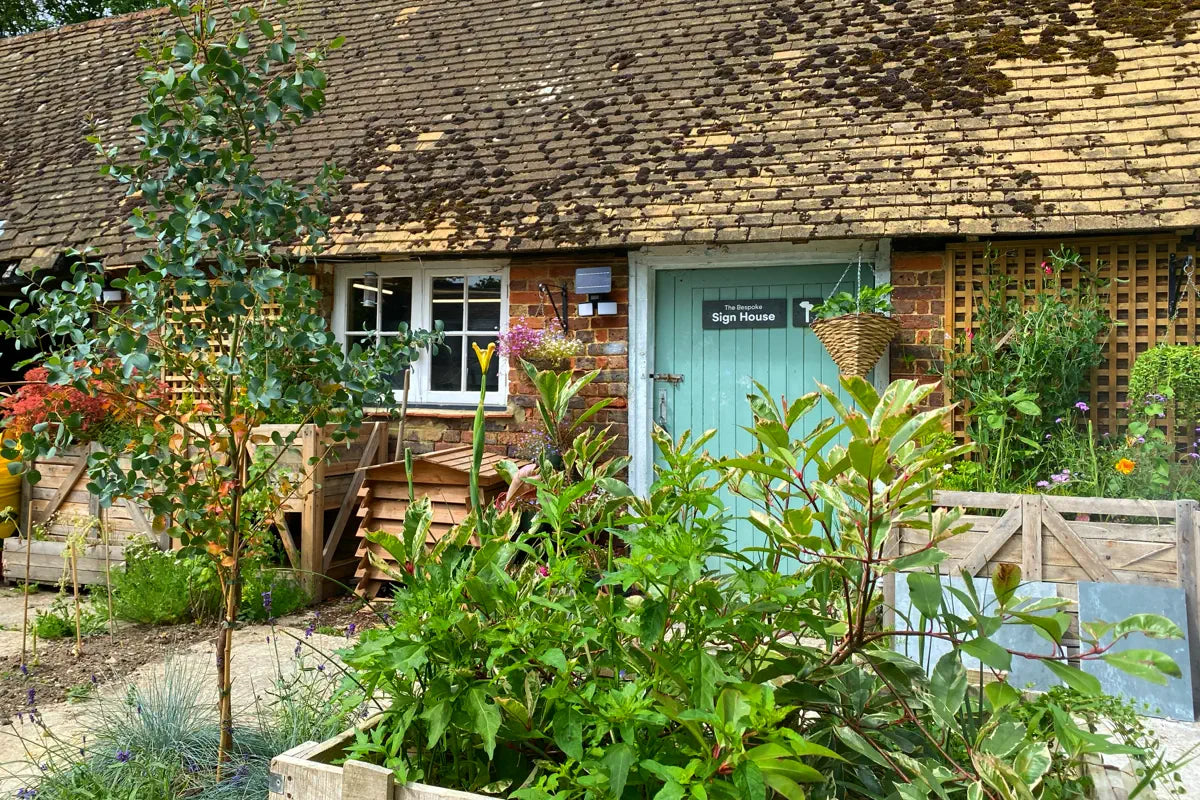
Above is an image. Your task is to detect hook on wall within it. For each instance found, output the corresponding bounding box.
[538,282,570,334]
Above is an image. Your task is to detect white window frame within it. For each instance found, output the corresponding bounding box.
[332,260,510,406]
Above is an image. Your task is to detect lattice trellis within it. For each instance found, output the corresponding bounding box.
[946,234,1200,440]
[161,276,317,401]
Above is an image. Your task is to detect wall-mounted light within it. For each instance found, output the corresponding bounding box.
[101,289,123,304]
[575,267,616,317]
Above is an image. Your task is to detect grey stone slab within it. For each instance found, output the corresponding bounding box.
[893,574,1061,690]
[1078,581,1195,722]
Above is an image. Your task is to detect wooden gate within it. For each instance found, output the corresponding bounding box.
[887,491,1199,703]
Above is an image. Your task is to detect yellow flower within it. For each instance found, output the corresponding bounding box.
[1115,458,1136,475]
[472,340,496,373]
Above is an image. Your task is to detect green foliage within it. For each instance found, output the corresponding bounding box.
[813,283,894,319]
[0,0,167,38]
[111,542,219,625]
[0,0,436,758]
[345,377,1180,799]
[33,594,107,640]
[1128,345,1200,421]
[941,246,1114,490]
[112,541,306,625]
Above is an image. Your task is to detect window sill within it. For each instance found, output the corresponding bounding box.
[365,406,514,420]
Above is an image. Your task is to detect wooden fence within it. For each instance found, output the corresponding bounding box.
[887,491,1199,706]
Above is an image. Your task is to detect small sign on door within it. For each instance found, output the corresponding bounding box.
[792,297,825,328]
[702,298,786,330]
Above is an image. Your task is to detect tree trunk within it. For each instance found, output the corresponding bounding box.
[216,567,239,772]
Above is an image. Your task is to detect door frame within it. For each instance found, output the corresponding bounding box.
[628,239,891,495]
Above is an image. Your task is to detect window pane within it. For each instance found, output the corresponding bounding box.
[346,277,377,331]
[432,276,465,332]
[468,300,501,332]
[467,275,502,331]
[345,333,373,354]
[431,336,464,391]
[380,277,413,332]
[467,336,500,392]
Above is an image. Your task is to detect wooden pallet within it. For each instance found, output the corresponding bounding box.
[353,446,516,599]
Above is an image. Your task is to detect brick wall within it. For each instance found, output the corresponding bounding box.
[888,250,946,407]
[397,250,630,460]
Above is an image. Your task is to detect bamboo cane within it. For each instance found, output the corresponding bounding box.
[20,521,30,667]
[102,524,115,643]
[70,540,82,658]
[393,368,411,462]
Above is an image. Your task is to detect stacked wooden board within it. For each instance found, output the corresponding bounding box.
[353,446,516,599]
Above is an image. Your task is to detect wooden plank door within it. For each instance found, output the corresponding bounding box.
[653,265,864,563]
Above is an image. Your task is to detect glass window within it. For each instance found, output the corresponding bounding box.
[338,266,507,404]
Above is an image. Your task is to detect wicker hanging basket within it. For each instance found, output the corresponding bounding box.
[811,312,900,378]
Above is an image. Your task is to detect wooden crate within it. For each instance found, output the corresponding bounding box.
[14,422,387,599]
[268,714,1148,800]
[270,715,488,799]
[2,538,123,586]
[353,446,515,599]
[887,492,1200,711]
[20,443,165,549]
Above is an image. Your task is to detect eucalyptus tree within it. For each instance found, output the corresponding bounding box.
[2,0,435,768]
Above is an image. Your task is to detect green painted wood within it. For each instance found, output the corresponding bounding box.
[653,265,868,564]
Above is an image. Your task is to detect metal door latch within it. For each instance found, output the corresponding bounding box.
[651,373,684,384]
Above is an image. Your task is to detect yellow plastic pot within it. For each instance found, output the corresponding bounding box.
[0,456,20,538]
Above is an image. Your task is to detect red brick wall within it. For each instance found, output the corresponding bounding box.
[889,251,946,407]
[396,251,630,459]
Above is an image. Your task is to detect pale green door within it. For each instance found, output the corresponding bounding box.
[653,265,861,561]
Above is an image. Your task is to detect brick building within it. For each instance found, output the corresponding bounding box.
[2,2,1200,493]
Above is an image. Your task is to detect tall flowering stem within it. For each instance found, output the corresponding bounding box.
[469,342,497,524]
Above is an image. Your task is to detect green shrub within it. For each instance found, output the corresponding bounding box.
[111,542,221,625]
[344,377,1184,799]
[33,595,107,640]
[1128,344,1200,420]
[112,542,307,625]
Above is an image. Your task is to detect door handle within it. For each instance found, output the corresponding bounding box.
[657,388,669,432]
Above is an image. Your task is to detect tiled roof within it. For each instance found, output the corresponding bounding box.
[3,1,1200,269]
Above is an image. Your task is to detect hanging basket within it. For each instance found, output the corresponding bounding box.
[811,313,900,378]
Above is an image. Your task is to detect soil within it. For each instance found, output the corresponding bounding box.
[0,622,215,721]
[0,592,376,724]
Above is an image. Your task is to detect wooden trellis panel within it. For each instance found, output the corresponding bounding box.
[946,234,1200,439]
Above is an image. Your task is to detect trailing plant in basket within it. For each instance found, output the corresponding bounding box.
[0,0,436,772]
[812,283,894,319]
[344,377,1184,799]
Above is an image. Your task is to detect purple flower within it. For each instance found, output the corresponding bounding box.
[261,590,272,614]
[115,749,131,763]
[16,787,36,799]
[1036,480,1050,488]
[294,642,303,658]
[317,663,326,672]
[19,664,27,676]
[26,688,35,707]
[1055,417,1063,424]
[1075,402,1090,412]
[346,623,356,638]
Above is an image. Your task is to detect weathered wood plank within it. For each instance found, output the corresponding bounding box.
[1176,499,1199,720]
[1022,495,1043,582]
[959,502,1022,575]
[36,455,90,523]
[1042,508,1119,583]
[323,423,384,571]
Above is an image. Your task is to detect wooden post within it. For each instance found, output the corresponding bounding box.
[301,425,326,601]
[1175,499,1199,719]
[1021,495,1043,582]
[342,760,394,798]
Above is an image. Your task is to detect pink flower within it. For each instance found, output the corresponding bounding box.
[966,330,974,341]
[537,565,549,578]
[1042,261,1051,275]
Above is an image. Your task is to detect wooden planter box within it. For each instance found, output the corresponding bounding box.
[268,715,1149,800]
[2,538,123,586]
[11,423,387,597]
[270,715,488,799]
